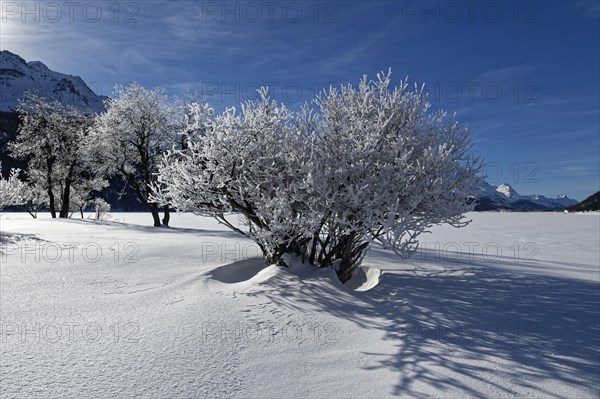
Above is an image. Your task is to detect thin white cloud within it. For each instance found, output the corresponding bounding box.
[476,64,537,81]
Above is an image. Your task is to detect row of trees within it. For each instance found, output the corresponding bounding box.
[2,71,481,280]
[2,84,179,225]
[8,96,105,218]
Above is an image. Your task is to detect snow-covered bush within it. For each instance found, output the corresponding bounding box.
[300,71,482,280]
[153,89,314,264]
[0,162,26,210]
[156,71,481,281]
[92,198,111,220]
[68,177,110,218]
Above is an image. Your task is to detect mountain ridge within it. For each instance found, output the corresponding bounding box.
[0,50,107,114]
[566,191,600,212]
[473,180,578,211]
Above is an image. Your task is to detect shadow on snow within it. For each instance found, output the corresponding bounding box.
[239,249,600,398]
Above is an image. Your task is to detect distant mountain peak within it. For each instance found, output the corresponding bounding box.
[495,183,519,198]
[0,50,27,66]
[474,181,577,211]
[26,60,49,70]
[0,50,107,114]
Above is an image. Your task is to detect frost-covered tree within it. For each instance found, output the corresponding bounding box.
[0,163,26,210]
[174,93,214,150]
[9,94,105,218]
[89,84,180,227]
[153,90,315,264]
[299,71,482,281]
[156,72,481,281]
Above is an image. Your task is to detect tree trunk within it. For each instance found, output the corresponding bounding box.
[162,205,170,227]
[26,207,37,219]
[337,232,357,283]
[46,157,56,218]
[59,181,71,218]
[125,174,162,227]
[148,203,161,227]
[47,186,56,218]
[265,251,285,267]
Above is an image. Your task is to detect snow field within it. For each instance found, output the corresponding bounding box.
[1,212,598,398]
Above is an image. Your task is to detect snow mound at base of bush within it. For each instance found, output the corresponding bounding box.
[206,253,383,293]
[344,265,382,291]
[205,258,280,292]
[208,258,267,284]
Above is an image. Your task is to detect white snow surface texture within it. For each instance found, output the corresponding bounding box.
[1,212,599,398]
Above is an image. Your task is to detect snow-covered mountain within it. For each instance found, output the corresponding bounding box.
[0,50,107,114]
[473,180,578,211]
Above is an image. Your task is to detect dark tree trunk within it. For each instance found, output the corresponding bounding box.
[148,203,161,227]
[26,208,37,219]
[124,172,162,227]
[162,205,170,227]
[46,160,56,218]
[336,232,357,284]
[264,250,285,267]
[59,181,71,218]
[47,186,56,218]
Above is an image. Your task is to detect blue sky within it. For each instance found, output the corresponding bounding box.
[1,0,598,200]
